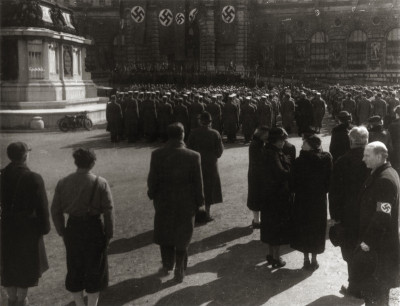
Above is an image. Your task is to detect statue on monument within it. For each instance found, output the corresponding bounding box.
[50,4,67,30]
[9,0,43,27]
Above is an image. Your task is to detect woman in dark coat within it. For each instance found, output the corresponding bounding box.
[260,127,292,268]
[247,126,269,228]
[291,134,332,270]
[1,142,50,306]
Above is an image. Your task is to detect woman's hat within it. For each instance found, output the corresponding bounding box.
[304,134,322,150]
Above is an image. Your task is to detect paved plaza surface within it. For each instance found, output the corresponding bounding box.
[0,118,366,306]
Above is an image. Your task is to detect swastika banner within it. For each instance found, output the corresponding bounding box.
[131,6,145,23]
[217,4,237,44]
[159,9,173,27]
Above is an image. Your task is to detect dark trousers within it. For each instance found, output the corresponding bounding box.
[64,216,108,293]
[341,239,360,292]
[160,246,188,275]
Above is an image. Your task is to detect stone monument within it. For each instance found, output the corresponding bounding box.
[0,0,106,129]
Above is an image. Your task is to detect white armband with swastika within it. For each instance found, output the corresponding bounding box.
[376,202,392,215]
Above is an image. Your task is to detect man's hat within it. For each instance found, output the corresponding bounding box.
[368,115,382,124]
[337,111,352,121]
[304,134,322,150]
[7,142,31,161]
[199,111,212,124]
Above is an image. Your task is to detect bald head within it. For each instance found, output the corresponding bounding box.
[363,141,388,170]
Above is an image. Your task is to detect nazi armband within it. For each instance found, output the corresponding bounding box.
[376,202,392,215]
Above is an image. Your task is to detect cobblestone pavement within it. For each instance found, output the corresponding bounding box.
[1,117,367,306]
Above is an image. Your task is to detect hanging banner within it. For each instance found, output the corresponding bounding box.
[159,9,173,27]
[176,13,185,25]
[130,1,147,44]
[189,8,198,23]
[222,6,235,24]
[131,6,145,23]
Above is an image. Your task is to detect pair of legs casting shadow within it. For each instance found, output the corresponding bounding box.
[95,227,254,306]
[154,240,311,306]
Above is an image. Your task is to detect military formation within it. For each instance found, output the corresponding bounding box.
[105,83,400,147]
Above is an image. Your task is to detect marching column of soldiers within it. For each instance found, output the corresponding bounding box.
[106,84,400,166]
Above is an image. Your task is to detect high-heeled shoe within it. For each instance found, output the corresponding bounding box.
[272,257,286,268]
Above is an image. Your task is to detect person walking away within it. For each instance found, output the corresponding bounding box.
[188,112,224,222]
[291,134,332,270]
[247,126,269,229]
[240,98,258,144]
[1,142,50,306]
[124,91,140,143]
[295,92,314,136]
[281,93,295,134]
[148,123,205,282]
[367,115,393,158]
[356,92,373,126]
[51,148,114,306]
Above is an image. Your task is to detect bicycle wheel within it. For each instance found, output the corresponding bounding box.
[83,118,93,130]
[59,118,70,132]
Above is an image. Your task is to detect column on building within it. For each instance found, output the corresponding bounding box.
[199,0,216,72]
[147,0,160,65]
[235,0,248,72]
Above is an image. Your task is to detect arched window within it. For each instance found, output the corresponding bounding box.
[275,33,294,70]
[347,30,367,68]
[310,32,329,67]
[386,28,400,67]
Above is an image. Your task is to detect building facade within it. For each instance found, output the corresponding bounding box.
[53,0,400,84]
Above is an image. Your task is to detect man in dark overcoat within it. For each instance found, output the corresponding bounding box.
[356,141,400,305]
[329,126,370,298]
[206,96,222,134]
[106,95,123,143]
[372,93,387,122]
[157,96,173,142]
[189,95,205,131]
[311,92,326,133]
[368,116,393,157]
[124,91,140,142]
[1,142,50,306]
[295,92,314,136]
[173,98,189,140]
[240,98,258,143]
[341,93,356,121]
[356,92,373,125]
[147,123,205,282]
[258,96,273,129]
[329,111,353,163]
[188,112,224,221]
[281,93,295,133]
[223,95,240,143]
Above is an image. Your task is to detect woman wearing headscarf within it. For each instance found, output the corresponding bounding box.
[291,134,332,270]
[260,127,292,268]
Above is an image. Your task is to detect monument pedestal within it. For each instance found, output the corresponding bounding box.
[0,27,106,129]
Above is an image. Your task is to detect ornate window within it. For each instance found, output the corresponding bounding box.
[310,32,329,67]
[386,28,400,68]
[347,30,367,68]
[275,33,294,70]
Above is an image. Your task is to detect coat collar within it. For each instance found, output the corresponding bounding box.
[365,162,391,188]
[166,139,185,148]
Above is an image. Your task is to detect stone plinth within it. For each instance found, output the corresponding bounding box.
[0,27,105,129]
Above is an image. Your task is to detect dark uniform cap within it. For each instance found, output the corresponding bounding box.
[368,115,382,124]
[7,142,31,161]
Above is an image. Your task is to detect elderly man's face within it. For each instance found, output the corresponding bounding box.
[363,147,380,169]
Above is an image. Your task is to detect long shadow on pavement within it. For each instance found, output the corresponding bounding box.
[155,240,307,306]
[61,134,161,150]
[107,226,253,256]
[306,294,364,306]
[108,230,154,255]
